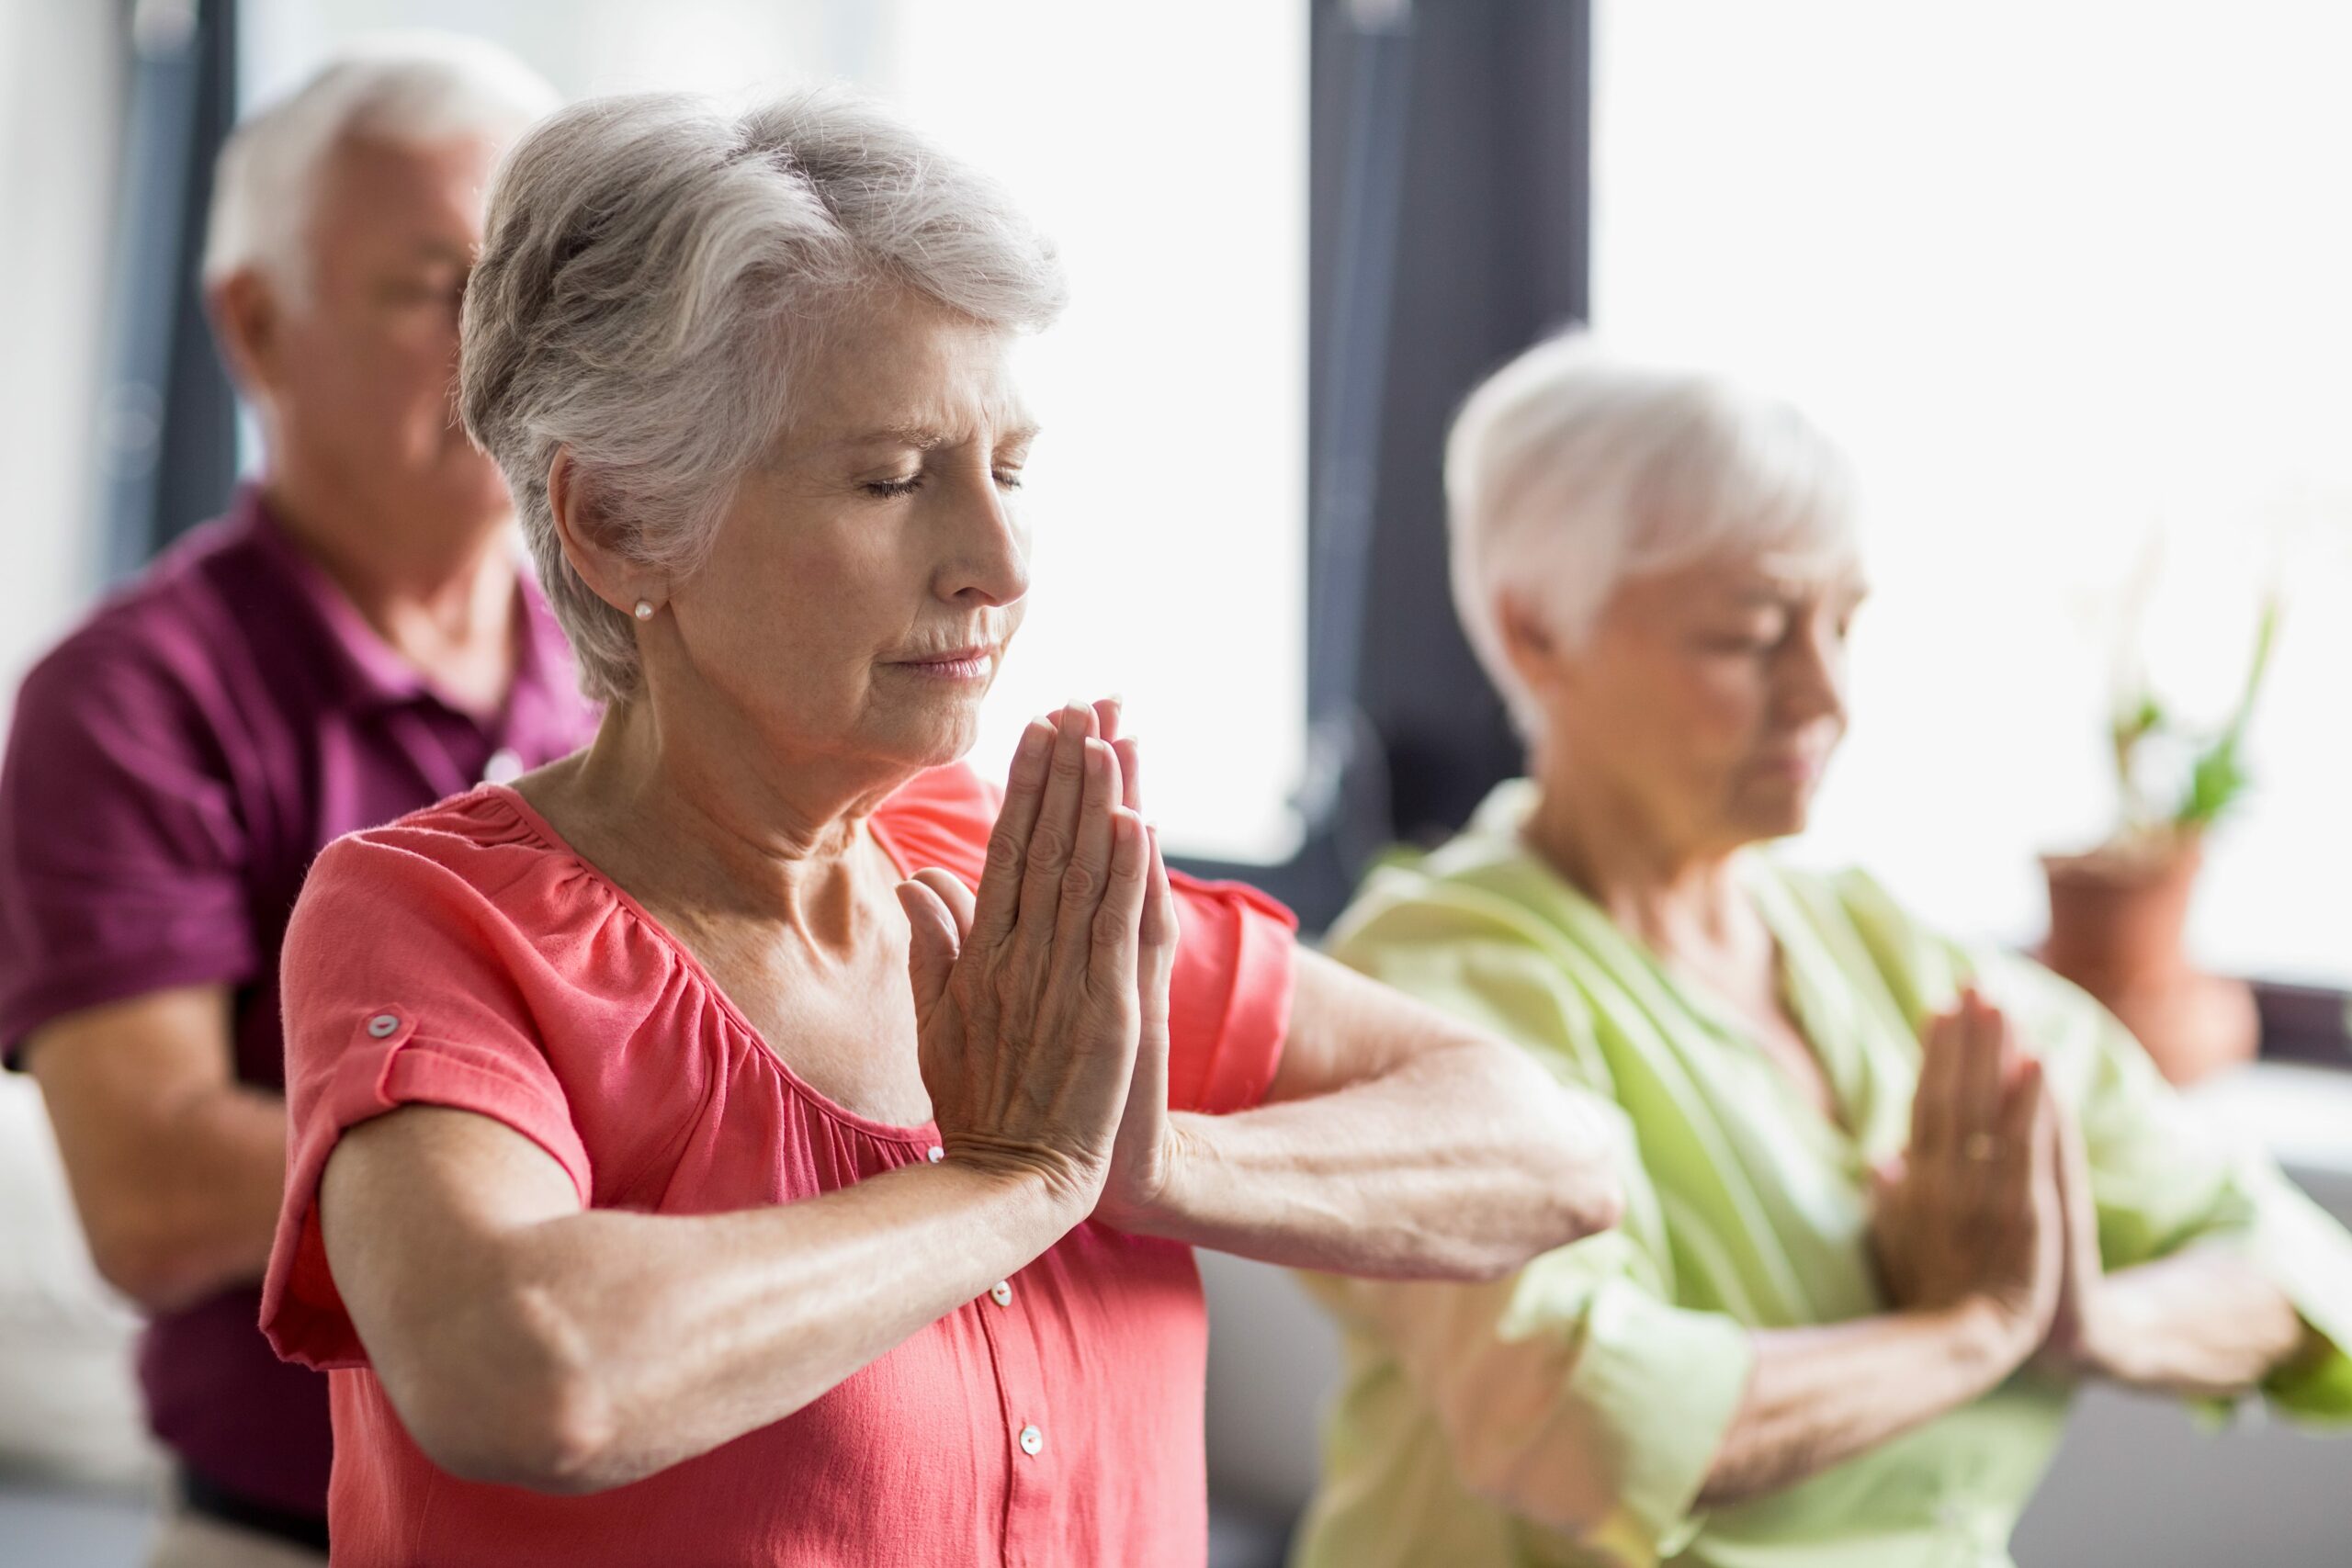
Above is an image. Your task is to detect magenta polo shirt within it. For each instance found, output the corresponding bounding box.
[0,484,597,1519]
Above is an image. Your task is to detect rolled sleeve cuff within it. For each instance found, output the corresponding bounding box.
[2246,1173,2352,1422]
[262,1008,591,1371]
[1561,1280,1755,1563]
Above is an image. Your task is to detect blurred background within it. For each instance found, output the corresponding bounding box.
[3,1,2349,1563]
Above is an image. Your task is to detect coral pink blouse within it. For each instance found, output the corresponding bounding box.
[259,764,1297,1566]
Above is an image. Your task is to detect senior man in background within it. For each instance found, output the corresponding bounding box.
[0,38,591,1565]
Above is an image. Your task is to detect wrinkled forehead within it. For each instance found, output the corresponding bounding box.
[775,289,1037,453]
[1663,547,1871,611]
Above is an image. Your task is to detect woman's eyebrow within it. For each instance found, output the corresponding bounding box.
[837,419,1044,452]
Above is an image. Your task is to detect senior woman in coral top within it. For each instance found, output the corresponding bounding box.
[1291,336,2352,1568]
[256,91,1620,1565]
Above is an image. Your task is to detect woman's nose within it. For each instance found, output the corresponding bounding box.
[1779,626,1847,726]
[940,480,1030,608]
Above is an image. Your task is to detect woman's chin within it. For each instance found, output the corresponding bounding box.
[871,703,985,773]
[1730,782,1817,841]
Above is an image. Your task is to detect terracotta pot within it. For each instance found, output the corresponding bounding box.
[2038,837,2256,1086]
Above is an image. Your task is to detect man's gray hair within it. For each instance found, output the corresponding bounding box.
[459,88,1069,706]
[202,33,558,296]
[1447,333,1862,738]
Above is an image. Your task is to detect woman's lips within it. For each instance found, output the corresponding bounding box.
[1750,752,1823,782]
[890,647,995,681]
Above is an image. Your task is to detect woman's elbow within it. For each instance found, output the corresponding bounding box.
[1464,1169,1623,1281]
[1490,1055,1629,1258]
[385,1285,630,1495]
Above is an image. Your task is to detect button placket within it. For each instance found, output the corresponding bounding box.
[967,1256,1054,1565]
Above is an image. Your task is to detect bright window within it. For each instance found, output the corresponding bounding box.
[1593,0,2352,984]
[242,0,1309,861]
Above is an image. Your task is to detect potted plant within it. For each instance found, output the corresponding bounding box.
[2039,593,2281,1085]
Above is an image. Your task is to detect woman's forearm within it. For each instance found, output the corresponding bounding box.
[2074,1244,2312,1398]
[511,1163,1073,1487]
[1696,1303,2027,1508]
[356,1135,1080,1494]
[1127,1042,1621,1279]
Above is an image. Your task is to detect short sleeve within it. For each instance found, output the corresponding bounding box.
[1163,873,1297,1113]
[1307,897,1753,1564]
[0,633,256,1064]
[261,833,592,1371]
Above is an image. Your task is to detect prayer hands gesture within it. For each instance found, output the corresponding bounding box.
[1870,989,2067,1360]
[896,700,1179,1225]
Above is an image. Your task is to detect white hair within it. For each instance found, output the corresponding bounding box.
[201,33,558,296]
[1446,333,1862,736]
[459,88,1069,706]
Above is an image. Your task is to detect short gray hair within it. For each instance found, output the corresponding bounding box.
[1446,333,1861,736]
[202,33,558,296]
[460,88,1069,706]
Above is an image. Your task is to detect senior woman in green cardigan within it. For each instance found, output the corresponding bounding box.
[1293,335,2352,1568]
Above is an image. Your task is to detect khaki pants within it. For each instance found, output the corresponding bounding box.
[148,1507,329,1568]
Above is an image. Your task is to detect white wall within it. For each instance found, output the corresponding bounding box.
[0,0,154,1495]
[0,0,125,691]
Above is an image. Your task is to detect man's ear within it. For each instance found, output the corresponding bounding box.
[547,449,662,613]
[206,269,280,400]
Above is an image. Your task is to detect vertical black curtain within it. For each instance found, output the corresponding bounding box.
[1321,0,1591,852]
[97,0,241,583]
[1183,0,1591,931]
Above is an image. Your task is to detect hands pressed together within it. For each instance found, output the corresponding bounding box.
[896,698,1182,1230]
[1870,988,2108,1378]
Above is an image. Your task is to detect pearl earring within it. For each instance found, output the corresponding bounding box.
[633,600,655,621]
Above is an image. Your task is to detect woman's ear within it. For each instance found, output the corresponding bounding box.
[548,450,662,613]
[1497,590,1566,695]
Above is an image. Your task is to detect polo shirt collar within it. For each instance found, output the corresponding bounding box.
[233,483,586,739]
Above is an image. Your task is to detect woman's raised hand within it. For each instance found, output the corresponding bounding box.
[898,702,1151,1213]
[2034,1093,2109,1376]
[1087,700,1184,1232]
[1871,988,2065,1358]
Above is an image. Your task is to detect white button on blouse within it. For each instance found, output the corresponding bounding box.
[989,1280,1012,1307]
[1017,1425,1043,1457]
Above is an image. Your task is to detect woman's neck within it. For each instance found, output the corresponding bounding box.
[532,696,908,956]
[1521,755,1753,964]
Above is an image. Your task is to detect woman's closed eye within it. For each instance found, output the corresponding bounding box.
[1701,622,1785,655]
[860,468,1025,499]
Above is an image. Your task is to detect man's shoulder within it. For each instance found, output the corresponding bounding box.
[20,516,276,710]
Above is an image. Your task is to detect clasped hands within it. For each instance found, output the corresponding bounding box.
[1870,987,2109,1380]
[895,697,1186,1234]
